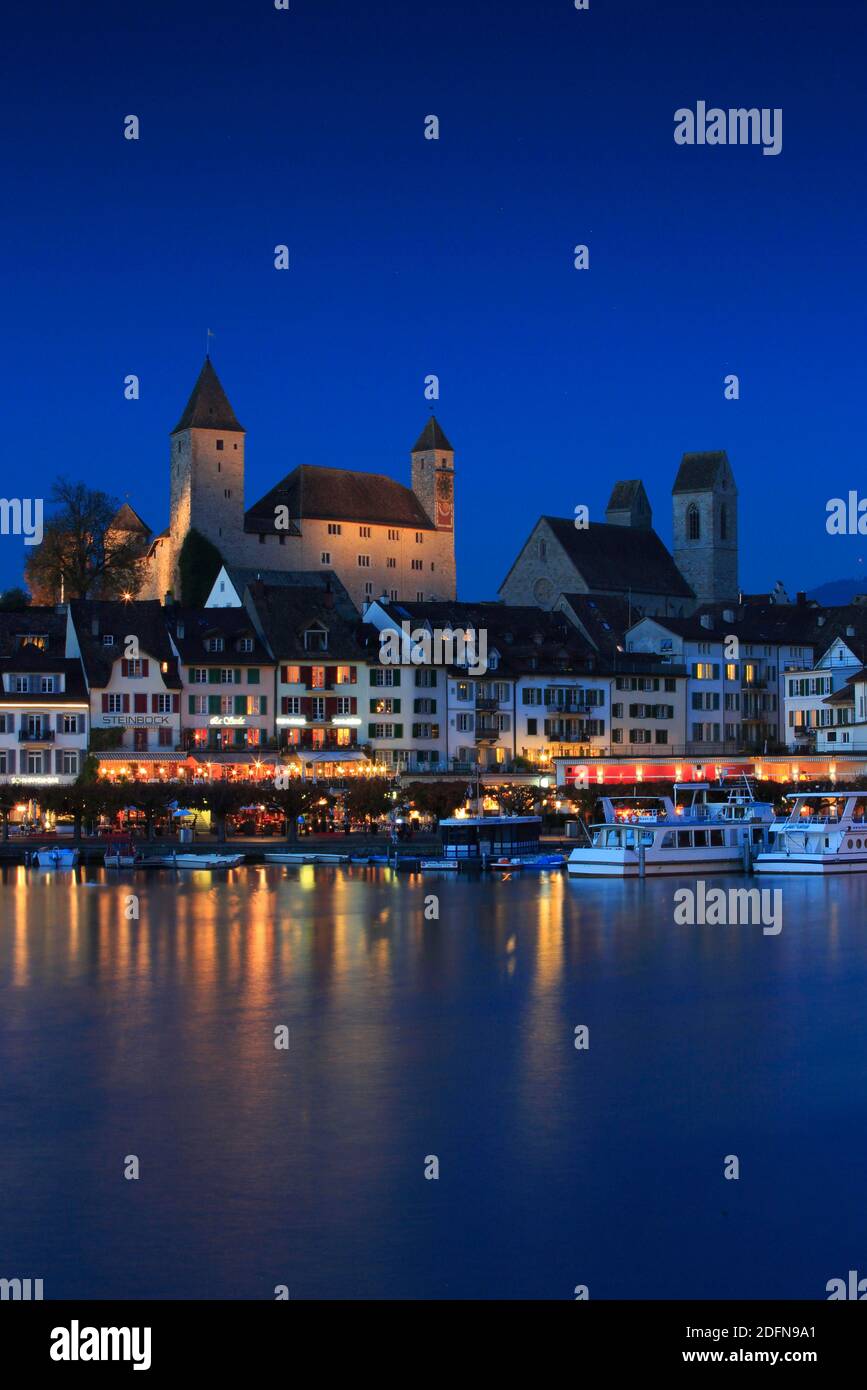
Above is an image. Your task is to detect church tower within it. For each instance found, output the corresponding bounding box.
[605,479,652,529]
[169,358,245,585]
[672,451,738,605]
[412,416,455,533]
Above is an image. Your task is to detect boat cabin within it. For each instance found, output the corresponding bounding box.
[438,816,543,862]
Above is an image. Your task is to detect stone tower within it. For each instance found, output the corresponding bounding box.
[605,479,652,529]
[169,358,245,587]
[672,451,738,604]
[411,416,455,534]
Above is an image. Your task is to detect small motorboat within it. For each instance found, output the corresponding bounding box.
[104,838,139,868]
[419,859,460,871]
[488,854,565,871]
[137,851,245,869]
[31,846,80,868]
[264,851,350,865]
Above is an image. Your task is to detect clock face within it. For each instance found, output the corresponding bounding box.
[533,578,554,603]
[435,472,453,530]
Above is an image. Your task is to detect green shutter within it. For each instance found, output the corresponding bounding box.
[368,722,377,739]
[208,668,220,685]
[234,668,242,684]
[393,698,401,714]
[393,724,403,738]
[260,696,267,715]
[248,668,260,684]
[208,696,220,715]
[370,698,377,714]
[188,696,196,714]
[234,696,245,716]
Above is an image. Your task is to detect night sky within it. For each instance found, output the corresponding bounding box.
[2,0,866,599]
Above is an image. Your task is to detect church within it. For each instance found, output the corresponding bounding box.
[128,358,457,609]
[499,451,739,617]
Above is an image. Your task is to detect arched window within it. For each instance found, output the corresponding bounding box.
[720,504,728,541]
[687,504,700,541]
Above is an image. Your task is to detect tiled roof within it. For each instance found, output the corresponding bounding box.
[606,480,645,511]
[245,465,434,530]
[0,607,67,657]
[672,451,729,494]
[557,594,633,653]
[247,582,366,661]
[166,607,272,664]
[172,358,244,434]
[110,503,151,536]
[412,416,453,452]
[69,600,181,688]
[373,599,596,675]
[543,517,694,599]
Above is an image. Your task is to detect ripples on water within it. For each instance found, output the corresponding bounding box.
[1,864,866,1299]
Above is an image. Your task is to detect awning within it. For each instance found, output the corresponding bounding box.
[294,750,371,765]
[97,752,183,763]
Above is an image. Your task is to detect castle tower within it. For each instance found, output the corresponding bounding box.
[169,358,245,584]
[672,451,738,604]
[411,416,455,533]
[605,479,652,529]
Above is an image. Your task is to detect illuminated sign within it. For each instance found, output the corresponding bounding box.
[9,776,61,786]
[102,715,172,728]
[277,716,307,727]
[331,716,361,726]
[209,715,247,727]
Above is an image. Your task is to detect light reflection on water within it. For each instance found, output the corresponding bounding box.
[1,864,866,1299]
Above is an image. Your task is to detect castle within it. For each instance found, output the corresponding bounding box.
[128,359,457,609]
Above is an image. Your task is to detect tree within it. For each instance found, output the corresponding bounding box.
[123,783,174,840]
[267,782,319,840]
[342,778,393,825]
[496,784,540,816]
[24,477,147,602]
[0,587,31,610]
[41,780,108,840]
[178,528,224,607]
[405,781,463,824]
[190,780,249,841]
[0,785,19,841]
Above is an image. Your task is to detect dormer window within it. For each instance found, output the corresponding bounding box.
[237,637,254,653]
[102,634,115,647]
[303,624,328,653]
[17,633,46,650]
[204,637,225,653]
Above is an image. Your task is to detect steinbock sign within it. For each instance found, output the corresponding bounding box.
[102,715,173,728]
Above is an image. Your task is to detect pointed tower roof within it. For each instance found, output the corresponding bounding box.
[109,502,151,536]
[172,357,244,434]
[412,416,453,453]
[672,451,731,494]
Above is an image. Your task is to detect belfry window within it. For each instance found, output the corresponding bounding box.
[687,504,700,541]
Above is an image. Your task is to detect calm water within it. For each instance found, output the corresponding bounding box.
[1,863,866,1300]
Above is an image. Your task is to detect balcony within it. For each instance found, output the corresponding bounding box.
[18,728,55,743]
[741,678,767,689]
[475,697,499,711]
[545,702,591,715]
[475,724,500,743]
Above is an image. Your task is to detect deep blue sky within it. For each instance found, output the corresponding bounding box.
[2,0,866,600]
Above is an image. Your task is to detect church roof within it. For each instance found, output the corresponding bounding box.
[109,503,151,536]
[540,517,694,599]
[172,357,244,434]
[672,451,730,494]
[606,480,645,511]
[412,416,453,453]
[245,465,435,531]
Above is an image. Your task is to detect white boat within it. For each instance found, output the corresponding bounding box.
[138,851,245,869]
[31,846,80,868]
[264,851,350,865]
[104,839,139,868]
[754,790,867,874]
[567,779,775,877]
[426,815,562,871]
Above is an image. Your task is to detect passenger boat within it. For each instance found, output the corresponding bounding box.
[137,851,245,869]
[754,790,867,874]
[30,846,80,868]
[421,816,563,871]
[566,779,775,877]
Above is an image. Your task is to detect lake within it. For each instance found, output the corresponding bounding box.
[1,864,866,1299]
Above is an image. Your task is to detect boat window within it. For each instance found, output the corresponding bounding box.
[624,829,635,848]
[660,832,674,848]
[848,840,854,849]
[693,830,708,848]
[710,829,724,846]
[676,831,692,848]
[751,827,764,844]
[857,840,863,850]
[639,830,654,847]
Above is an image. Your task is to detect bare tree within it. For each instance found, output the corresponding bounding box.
[24,477,148,602]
